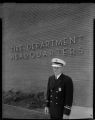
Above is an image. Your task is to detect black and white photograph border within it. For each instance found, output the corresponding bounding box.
[1,3,94,119]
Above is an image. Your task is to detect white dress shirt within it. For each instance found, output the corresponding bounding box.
[56,73,62,79]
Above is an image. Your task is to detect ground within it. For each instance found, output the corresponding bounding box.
[3,104,93,119]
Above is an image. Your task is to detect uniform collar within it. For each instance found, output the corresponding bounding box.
[56,73,62,79]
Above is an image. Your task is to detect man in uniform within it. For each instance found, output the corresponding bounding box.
[45,58,73,119]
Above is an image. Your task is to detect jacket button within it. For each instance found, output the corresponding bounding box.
[56,103,58,104]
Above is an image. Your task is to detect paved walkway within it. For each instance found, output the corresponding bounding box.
[2,104,93,119]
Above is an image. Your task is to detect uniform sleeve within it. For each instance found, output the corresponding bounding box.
[63,77,73,115]
[45,78,50,107]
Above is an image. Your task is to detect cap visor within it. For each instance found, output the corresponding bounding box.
[51,64,62,67]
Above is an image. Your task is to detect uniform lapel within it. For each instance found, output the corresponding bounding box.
[50,74,65,90]
[50,75,56,90]
[53,74,64,89]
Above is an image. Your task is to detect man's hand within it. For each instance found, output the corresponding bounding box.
[45,107,49,114]
[63,114,69,119]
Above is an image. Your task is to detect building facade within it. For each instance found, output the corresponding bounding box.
[2,3,94,108]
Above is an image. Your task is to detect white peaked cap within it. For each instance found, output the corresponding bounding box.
[51,58,66,67]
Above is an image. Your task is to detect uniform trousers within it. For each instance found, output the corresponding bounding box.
[49,105,64,119]
[50,115,63,119]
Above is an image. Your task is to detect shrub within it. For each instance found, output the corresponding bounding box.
[2,89,46,109]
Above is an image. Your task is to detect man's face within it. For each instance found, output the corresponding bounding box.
[52,66,63,76]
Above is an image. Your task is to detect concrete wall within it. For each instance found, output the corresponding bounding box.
[2,3,94,107]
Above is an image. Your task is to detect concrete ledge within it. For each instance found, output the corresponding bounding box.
[2,104,93,119]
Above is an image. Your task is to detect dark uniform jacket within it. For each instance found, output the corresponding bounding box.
[46,73,73,118]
